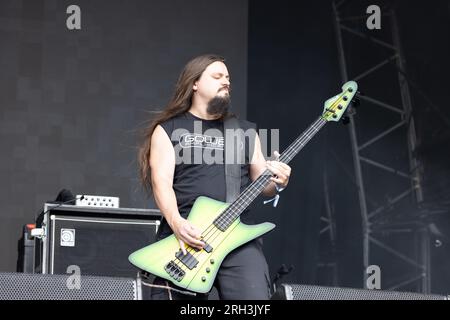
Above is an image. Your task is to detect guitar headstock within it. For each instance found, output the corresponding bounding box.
[322,81,359,122]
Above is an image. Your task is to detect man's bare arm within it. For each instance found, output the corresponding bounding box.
[150,125,204,253]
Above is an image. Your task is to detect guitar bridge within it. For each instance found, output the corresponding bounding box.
[164,261,185,282]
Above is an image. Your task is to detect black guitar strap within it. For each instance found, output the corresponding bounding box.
[223,116,242,203]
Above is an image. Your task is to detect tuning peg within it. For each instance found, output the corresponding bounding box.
[351,97,360,108]
[342,115,350,125]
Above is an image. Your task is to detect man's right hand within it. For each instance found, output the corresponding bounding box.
[149,125,204,255]
[170,216,204,255]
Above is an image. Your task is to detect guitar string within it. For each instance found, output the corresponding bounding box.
[173,118,326,276]
[175,117,327,273]
[214,117,326,228]
[172,95,345,275]
[184,93,348,265]
[170,93,349,278]
[171,93,348,277]
[213,91,350,228]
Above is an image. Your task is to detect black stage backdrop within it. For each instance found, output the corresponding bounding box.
[1,0,449,295]
[0,0,248,272]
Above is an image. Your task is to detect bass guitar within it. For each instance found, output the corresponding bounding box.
[129,81,359,293]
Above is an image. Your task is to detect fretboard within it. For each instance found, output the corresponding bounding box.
[213,116,328,231]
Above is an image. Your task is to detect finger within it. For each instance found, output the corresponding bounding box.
[180,221,200,239]
[269,161,290,177]
[266,164,281,179]
[277,162,291,172]
[271,151,290,170]
[267,162,287,180]
[269,160,287,170]
[178,239,187,255]
[192,241,205,250]
[270,176,284,185]
[184,233,204,248]
[187,226,202,240]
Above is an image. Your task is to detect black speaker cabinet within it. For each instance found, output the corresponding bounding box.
[17,225,35,273]
[0,272,140,300]
[34,203,161,278]
[271,283,448,300]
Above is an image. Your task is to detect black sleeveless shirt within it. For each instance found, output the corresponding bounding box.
[156,112,256,239]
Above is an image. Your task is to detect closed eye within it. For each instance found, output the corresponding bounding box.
[212,73,230,81]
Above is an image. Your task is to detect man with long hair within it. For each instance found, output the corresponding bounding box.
[138,54,291,300]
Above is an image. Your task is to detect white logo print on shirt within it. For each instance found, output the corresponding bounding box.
[179,133,224,150]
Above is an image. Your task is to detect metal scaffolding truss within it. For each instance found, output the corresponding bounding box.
[317,169,339,286]
[332,0,430,292]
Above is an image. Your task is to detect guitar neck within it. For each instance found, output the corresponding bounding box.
[214,116,328,231]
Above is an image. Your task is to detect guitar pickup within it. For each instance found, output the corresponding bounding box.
[175,250,199,270]
[202,241,213,253]
[192,240,213,253]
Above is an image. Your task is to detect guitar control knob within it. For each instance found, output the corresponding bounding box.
[206,268,211,273]
[210,259,215,264]
[201,276,206,282]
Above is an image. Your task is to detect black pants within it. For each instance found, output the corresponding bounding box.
[144,238,272,300]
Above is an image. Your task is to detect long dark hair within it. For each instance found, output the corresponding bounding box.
[138,54,227,192]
